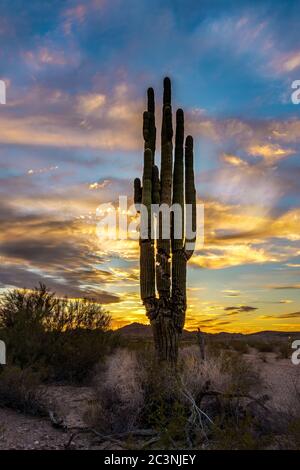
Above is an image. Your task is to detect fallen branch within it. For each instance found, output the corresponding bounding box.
[197,390,270,411]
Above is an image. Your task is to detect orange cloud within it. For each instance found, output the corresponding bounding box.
[222,153,248,167]
[0,82,141,150]
[247,143,295,163]
[77,93,106,115]
[0,115,138,150]
[273,51,300,72]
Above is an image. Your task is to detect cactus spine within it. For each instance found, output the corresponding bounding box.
[134,78,196,363]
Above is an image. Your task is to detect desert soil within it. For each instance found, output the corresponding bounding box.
[0,354,299,449]
[246,352,299,411]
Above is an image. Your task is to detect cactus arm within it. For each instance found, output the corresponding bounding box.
[160,77,173,206]
[171,109,187,332]
[172,109,184,251]
[143,88,156,163]
[152,165,160,205]
[134,177,142,210]
[184,135,196,260]
[140,148,156,305]
[147,87,156,162]
[139,88,158,319]
[156,77,173,299]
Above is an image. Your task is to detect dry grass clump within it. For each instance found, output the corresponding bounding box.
[180,346,231,396]
[180,345,261,397]
[91,348,146,433]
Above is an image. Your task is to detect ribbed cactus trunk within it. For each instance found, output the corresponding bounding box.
[134,78,196,363]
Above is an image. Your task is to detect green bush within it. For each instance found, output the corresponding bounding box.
[0,284,121,383]
[44,328,121,382]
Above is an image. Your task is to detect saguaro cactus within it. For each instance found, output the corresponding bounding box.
[134,78,196,363]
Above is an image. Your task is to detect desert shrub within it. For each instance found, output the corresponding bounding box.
[90,346,266,449]
[91,348,146,433]
[0,284,121,383]
[179,348,264,443]
[180,348,274,449]
[44,328,121,382]
[180,347,260,397]
[278,380,300,449]
[230,340,249,354]
[250,341,275,353]
[210,414,273,450]
[141,360,189,447]
[89,348,189,445]
[206,339,249,356]
[206,340,231,357]
[180,346,231,396]
[250,339,293,359]
[89,345,300,450]
[0,365,47,416]
[276,342,291,360]
[220,350,261,395]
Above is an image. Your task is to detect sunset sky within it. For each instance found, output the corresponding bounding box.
[0,0,299,333]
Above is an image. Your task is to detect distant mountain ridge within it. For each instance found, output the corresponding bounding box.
[116,322,194,339]
[115,322,300,341]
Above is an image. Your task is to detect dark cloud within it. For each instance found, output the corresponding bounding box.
[271,285,300,290]
[224,305,258,313]
[264,311,300,320]
[197,318,217,324]
[0,238,92,267]
[198,320,232,329]
[0,202,122,304]
[0,264,119,304]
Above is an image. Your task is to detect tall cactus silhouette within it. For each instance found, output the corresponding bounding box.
[134,78,196,363]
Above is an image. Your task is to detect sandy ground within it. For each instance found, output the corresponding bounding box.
[246,352,299,411]
[0,408,69,450]
[0,354,299,449]
[0,385,97,449]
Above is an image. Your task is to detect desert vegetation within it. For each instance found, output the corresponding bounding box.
[0,286,299,450]
[0,283,120,385]
[85,345,299,450]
